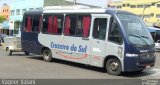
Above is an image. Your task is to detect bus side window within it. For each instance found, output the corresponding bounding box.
[32,15,41,32]
[108,19,122,44]
[42,15,49,33]
[92,18,107,40]
[24,15,32,32]
[76,15,91,37]
[56,15,63,34]
[76,15,83,37]
[64,14,77,36]
[42,15,63,35]
[64,14,91,37]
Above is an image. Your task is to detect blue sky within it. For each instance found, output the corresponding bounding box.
[0,0,11,7]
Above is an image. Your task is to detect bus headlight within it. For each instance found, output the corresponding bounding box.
[126,53,139,57]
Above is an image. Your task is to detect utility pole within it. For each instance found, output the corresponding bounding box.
[142,1,160,19]
[107,0,113,7]
[74,0,76,5]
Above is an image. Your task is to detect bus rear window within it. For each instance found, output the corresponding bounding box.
[24,15,42,33]
[24,16,32,32]
[32,15,42,32]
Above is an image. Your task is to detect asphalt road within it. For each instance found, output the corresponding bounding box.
[0,47,160,79]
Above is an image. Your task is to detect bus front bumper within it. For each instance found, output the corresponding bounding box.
[123,55,155,72]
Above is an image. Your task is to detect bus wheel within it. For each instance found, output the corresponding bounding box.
[6,48,12,56]
[24,52,29,55]
[106,58,122,76]
[42,49,52,62]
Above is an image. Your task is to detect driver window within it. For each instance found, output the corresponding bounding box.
[108,20,123,44]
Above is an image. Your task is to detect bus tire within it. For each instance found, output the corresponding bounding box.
[42,49,52,62]
[6,48,12,56]
[106,58,122,76]
[24,52,29,55]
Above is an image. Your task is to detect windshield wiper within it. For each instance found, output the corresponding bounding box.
[129,34,149,48]
[141,36,154,44]
[129,34,140,38]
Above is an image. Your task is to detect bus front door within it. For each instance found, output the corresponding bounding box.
[90,14,110,67]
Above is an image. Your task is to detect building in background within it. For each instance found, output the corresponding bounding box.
[0,0,108,35]
[44,0,99,8]
[0,2,10,35]
[44,0,72,6]
[10,0,44,35]
[110,0,160,26]
[66,0,108,7]
[0,3,10,19]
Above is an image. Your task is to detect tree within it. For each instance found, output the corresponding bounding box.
[0,16,6,23]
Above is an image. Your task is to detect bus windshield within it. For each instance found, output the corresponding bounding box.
[117,13,154,47]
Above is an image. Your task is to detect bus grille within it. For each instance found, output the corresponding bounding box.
[139,52,155,60]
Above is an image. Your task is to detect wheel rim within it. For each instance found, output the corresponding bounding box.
[44,51,50,60]
[109,61,119,72]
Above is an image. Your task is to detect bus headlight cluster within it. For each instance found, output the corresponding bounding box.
[126,53,139,57]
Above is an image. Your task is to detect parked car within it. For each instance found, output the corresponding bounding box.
[4,36,21,55]
[148,27,160,50]
[4,29,22,55]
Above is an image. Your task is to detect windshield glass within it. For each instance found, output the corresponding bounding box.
[117,13,154,47]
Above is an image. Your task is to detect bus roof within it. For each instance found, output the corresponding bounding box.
[42,5,133,15]
[24,5,136,16]
[43,8,135,15]
[43,5,91,10]
[24,10,43,15]
[43,8,107,14]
